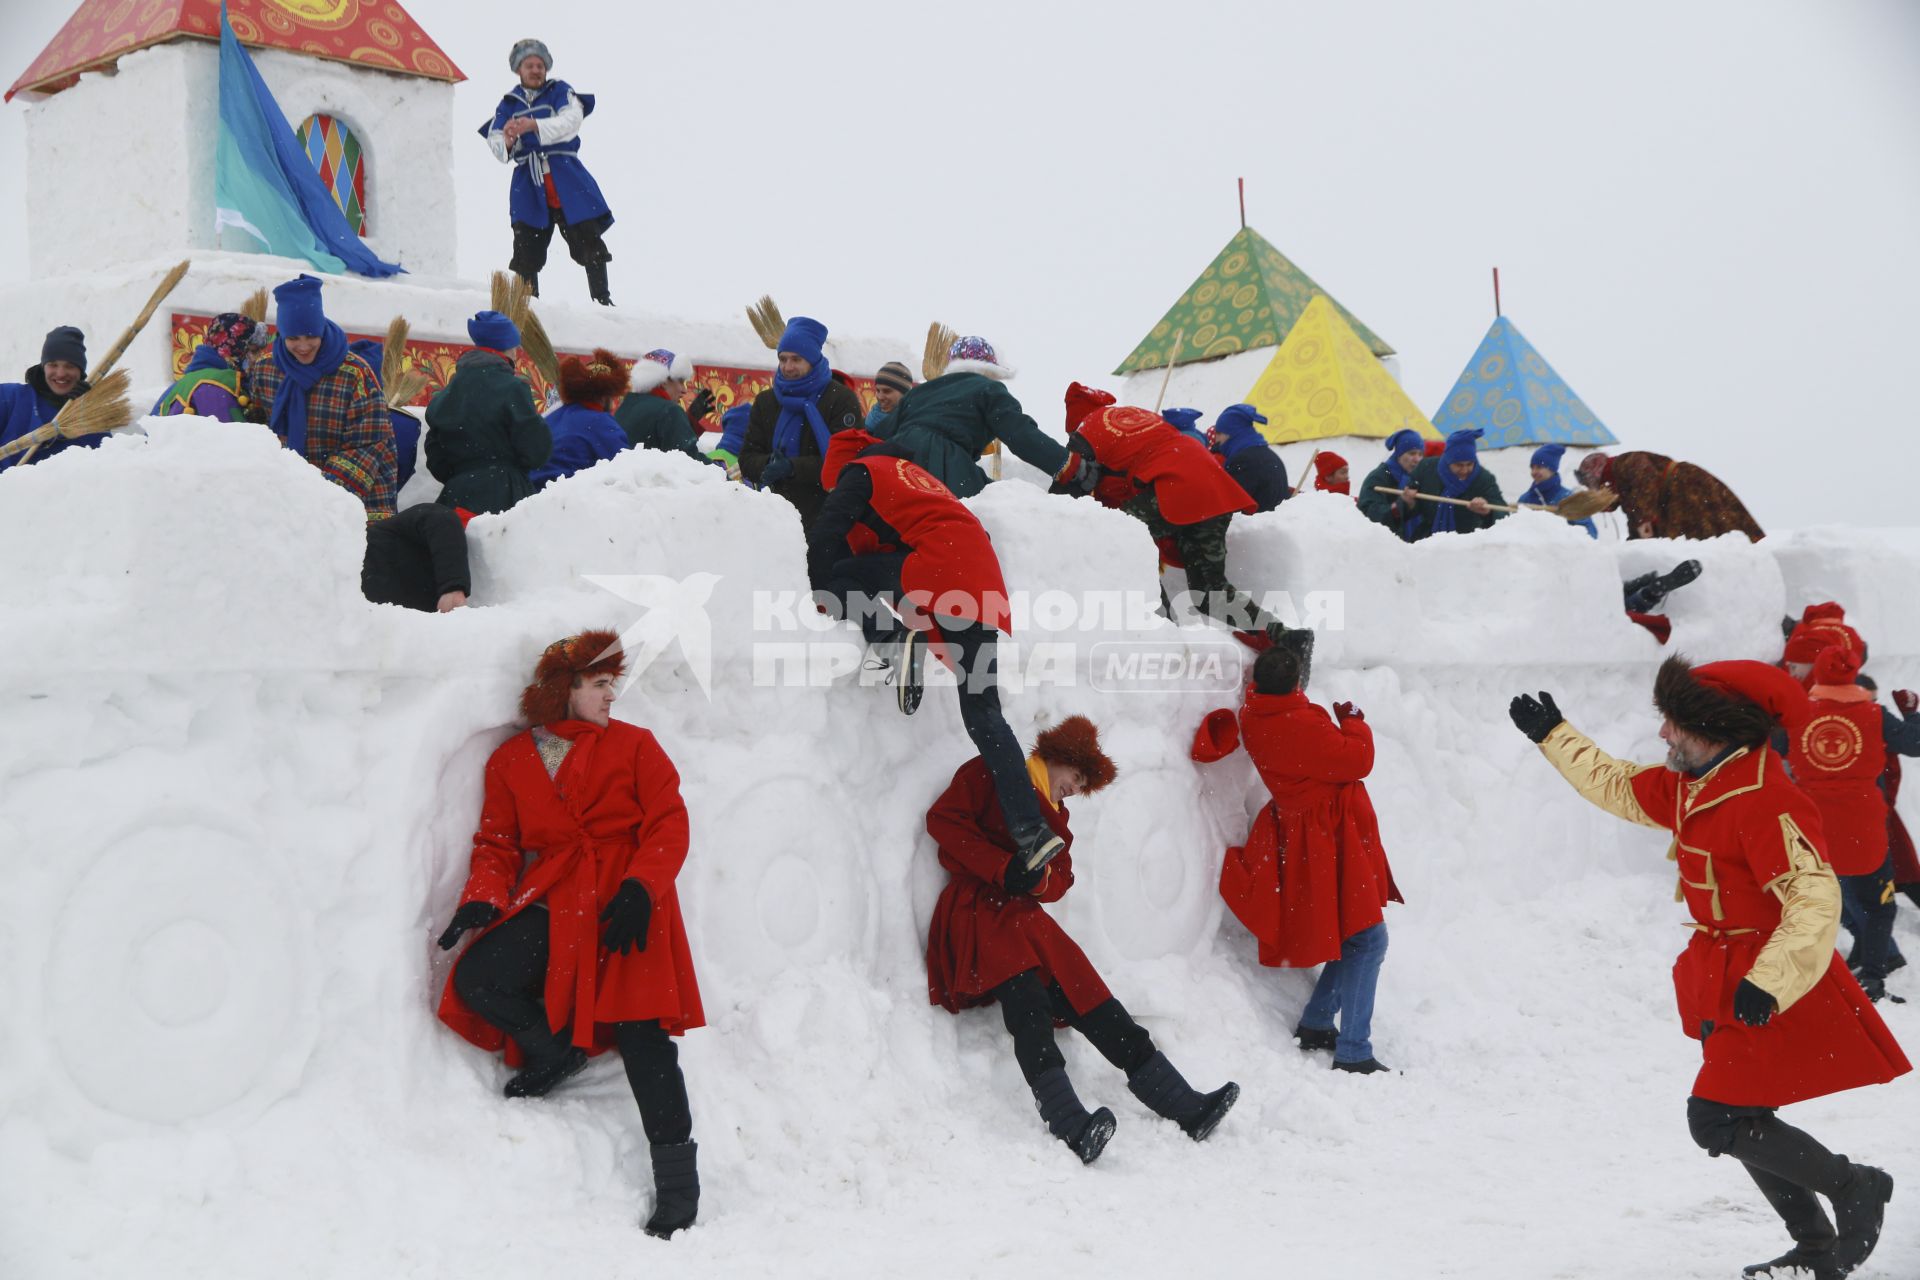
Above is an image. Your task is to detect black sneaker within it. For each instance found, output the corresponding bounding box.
[504,1045,588,1098]
[1331,1057,1391,1075]
[1019,828,1065,873]
[1293,1025,1338,1053]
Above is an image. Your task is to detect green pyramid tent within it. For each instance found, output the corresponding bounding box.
[1113,226,1393,375]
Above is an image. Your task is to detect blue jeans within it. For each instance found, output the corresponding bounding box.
[1300,922,1389,1064]
[1841,852,1902,980]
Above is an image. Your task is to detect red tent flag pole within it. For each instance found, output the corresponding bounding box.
[1238,178,1246,229]
[1492,266,1502,318]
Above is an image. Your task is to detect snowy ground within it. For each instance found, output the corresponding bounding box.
[2,420,1916,1279]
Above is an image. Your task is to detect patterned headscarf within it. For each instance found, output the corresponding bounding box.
[205,313,259,365]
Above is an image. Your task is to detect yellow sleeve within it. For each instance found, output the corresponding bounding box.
[1537,722,1669,830]
[1745,814,1841,1012]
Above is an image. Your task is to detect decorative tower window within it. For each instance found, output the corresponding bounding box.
[295,113,368,236]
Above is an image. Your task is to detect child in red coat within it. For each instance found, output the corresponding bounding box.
[925,716,1239,1164]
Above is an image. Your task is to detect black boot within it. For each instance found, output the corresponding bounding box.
[1624,559,1703,612]
[643,1140,699,1239]
[1724,1114,1893,1274]
[1031,1067,1115,1165]
[1740,1161,1838,1279]
[586,260,613,307]
[1831,1163,1895,1272]
[1014,825,1065,874]
[520,272,539,298]
[504,1043,588,1098]
[1126,1051,1239,1142]
[1331,1056,1391,1075]
[1293,1024,1338,1052]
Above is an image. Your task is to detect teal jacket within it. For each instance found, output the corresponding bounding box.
[883,371,1066,498]
[425,351,552,514]
[614,390,704,461]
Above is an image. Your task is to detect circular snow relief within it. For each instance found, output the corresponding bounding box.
[754,855,824,950]
[46,828,305,1125]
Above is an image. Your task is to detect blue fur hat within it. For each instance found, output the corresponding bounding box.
[467,310,522,352]
[272,274,327,338]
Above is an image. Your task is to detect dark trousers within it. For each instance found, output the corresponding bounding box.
[1687,1097,1850,1248]
[823,554,1043,842]
[993,970,1155,1086]
[452,907,692,1145]
[509,212,613,278]
[1122,495,1279,633]
[1841,853,1901,981]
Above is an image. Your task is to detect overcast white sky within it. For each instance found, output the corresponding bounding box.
[2,0,1917,527]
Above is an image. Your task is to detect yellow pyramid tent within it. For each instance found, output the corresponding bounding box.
[1244,295,1440,445]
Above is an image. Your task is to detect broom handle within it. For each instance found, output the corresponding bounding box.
[1292,448,1320,496]
[1370,485,1519,514]
[91,259,190,383]
[0,423,58,463]
[1152,329,1186,412]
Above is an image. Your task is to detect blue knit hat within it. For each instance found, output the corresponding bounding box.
[1161,407,1204,435]
[777,317,828,366]
[1214,404,1268,436]
[1530,442,1567,471]
[467,310,522,352]
[1386,428,1423,458]
[273,275,327,338]
[349,339,384,388]
[1442,427,1484,467]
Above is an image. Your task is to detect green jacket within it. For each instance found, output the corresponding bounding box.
[425,351,552,515]
[884,371,1067,498]
[614,391,705,461]
[1356,460,1420,540]
[1409,455,1507,539]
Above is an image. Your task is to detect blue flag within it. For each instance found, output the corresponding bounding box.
[213,4,402,278]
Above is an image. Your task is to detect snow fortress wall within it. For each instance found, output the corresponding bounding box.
[2,420,1916,1276]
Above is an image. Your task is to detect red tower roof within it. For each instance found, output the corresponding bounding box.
[7,0,465,102]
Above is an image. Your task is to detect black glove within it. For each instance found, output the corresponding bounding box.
[1733,978,1777,1027]
[761,453,795,487]
[1507,691,1564,744]
[437,901,501,950]
[685,387,716,426]
[1002,853,1045,896]
[600,878,653,954]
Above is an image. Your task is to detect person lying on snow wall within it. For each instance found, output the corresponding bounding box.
[1054,400,1313,666]
[807,428,1064,876]
[425,310,553,516]
[925,715,1238,1164]
[435,630,705,1239]
[0,324,94,473]
[1509,657,1909,1280]
[1194,645,1402,1075]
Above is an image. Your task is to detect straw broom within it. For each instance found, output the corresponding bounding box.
[89,259,190,384]
[0,369,134,465]
[484,270,560,388]
[1370,484,1617,521]
[922,321,956,382]
[380,316,431,408]
[746,296,785,350]
[240,287,269,322]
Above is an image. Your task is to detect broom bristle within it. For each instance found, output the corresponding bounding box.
[746,295,785,350]
[240,287,269,322]
[386,368,431,408]
[490,270,512,314]
[1554,486,1619,521]
[922,322,956,381]
[506,275,536,330]
[53,369,133,438]
[518,309,560,388]
[382,317,410,389]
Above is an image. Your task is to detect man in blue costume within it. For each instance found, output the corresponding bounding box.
[485,39,616,306]
[1516,442,1596,538]
[0,326,94,472]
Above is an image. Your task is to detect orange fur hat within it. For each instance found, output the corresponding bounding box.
[557,348,632,406]
[1034,715,1117,793]
[519,629,626,725]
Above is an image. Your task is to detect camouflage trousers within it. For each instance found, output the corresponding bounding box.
[1122,493,1279,633]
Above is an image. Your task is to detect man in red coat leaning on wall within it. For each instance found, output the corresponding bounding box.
[1509,656,1909,1280]
[434,630,706,1239]
[926,716,1238,1165]
[1200,645,1402,1074]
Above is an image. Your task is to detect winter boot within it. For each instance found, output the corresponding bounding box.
[895,629,924,716]
[643,1140,699,1239]
[1830,1163,1894,1272]
[586,261,614,307]
[1293,1024,1338,1053]
[1624,559,1702,612]
[1740,1161,1838,1279]
[1031,1067,1116,1165]
[1126,1051,1239,1142]
[1331,1057,1391,1075]
[1015,825,1066,874]
[504,1044,589,1098]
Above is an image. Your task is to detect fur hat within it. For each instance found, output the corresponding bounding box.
[559,348,631,405]
[519,629,625,725]
[1653,655,1805,749]
[1034,715,1116,794]
[1576,451,1612,488]
[509,38,552,73]
[1064,381,1116,433]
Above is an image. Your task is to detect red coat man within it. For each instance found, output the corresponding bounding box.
[434,630,704,1238]
[1512,657,1907,1277]
[924,717,1237,1165]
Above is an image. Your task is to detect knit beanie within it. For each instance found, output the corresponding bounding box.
[1213,404,1268,437]
[1531,442,1568,471]
[273,275,327,339]
[1441,427,1484,467]
[874,361,914,395]
[946,335,1014,380]
[777,317,828,366]
[40,325,87,372]
[467,310,522,352]
[1385,428,1423,458]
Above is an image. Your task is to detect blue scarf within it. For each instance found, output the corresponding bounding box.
[1432,458,1479,535]
[269,322,349,457]
[771,358,833,458]
[1519,472,1597,538]
[1214,421,1266,459]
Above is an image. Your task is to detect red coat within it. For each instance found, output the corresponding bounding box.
[925,758,1112,1017]
[1221,691,1402,968]
[438,720,705,1060]
[1620,743,1907,1106]
[1785,691,1888,875]
[1077,405,1254,526]
[855,454,1012,633]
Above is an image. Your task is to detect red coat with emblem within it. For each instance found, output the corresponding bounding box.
[1615,742,1908,1106]
[1220,690,1402,968]
[1785,690,1888,875]
[925,758,1112,1017]
[822,434,1011,633]
[1076,405,1254,526]
[437,719,705,1061]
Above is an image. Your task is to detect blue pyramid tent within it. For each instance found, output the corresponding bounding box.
[1429,316,1617,449]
